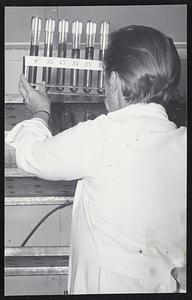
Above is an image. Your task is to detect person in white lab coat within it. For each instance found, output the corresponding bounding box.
[6,25,186,294]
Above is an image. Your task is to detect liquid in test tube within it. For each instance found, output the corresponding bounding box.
[56,19,69,91]
[97,21,110,94]
[42,18,55,87]
[70,21,83,93]
[83,21,96,93]
[28,16,41,84]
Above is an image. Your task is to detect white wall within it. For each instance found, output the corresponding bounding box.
[5,5,187,43]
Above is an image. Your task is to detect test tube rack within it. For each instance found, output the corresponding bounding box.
[23,17,110,96]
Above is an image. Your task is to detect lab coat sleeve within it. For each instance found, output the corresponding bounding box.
[6,118,92,181]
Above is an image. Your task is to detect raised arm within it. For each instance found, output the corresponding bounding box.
[6,75,91,181]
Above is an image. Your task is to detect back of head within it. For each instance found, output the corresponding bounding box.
[104,25,181,107]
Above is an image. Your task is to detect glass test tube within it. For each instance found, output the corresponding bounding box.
[28,16,41,84]
[70,21,82,92]
[56,19,69,91]
[97,21,110,94]
[83,21,96,93]
[42,18,55,87]
[62,111,71,130]
[84,111,92,121]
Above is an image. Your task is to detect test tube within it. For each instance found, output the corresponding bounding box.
[83,21,96,93]
[61,111,71,130]
[70,21,83,92]
[28,16,41,84]
[97,21,110,94]
[56,19,69,91]
[42,18,56,87]
[84,111,92,121]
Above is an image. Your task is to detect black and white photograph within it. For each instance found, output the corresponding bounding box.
[4,3,187,296]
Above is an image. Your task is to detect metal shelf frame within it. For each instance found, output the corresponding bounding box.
[5,93,105,104]
[5,196,74,206]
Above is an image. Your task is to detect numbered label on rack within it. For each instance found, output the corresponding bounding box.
[24,56,104,71]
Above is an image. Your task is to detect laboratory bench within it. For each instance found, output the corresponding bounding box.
[5,246,69,276]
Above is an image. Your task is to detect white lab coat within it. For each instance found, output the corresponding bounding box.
[6,103,186,294]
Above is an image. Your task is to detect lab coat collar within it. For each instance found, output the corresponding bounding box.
[108,103,168,121]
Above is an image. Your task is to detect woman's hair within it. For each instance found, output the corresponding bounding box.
[104,25,181,106]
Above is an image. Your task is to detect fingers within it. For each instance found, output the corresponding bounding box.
[19,74,50,114]
[39,81,47,95]
[20,74,47,95]
[171,267,186,291]
[19,80,28,100]
[176,267,186,285]
[20,74,34,95]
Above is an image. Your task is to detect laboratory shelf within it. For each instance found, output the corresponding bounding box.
[5,176,77,198]
[5,256,69,276]
[5,168,34,177]
[5,139,77,197]
[5,93,105,104]
[5,101,106,132]
[5,196,74,206]
[5,246,70,276]
[5,246,70,257]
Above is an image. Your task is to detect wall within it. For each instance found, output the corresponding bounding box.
[5,5,187,43]
[5,5,187,98]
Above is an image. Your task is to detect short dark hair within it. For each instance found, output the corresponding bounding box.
[104,25,181,106]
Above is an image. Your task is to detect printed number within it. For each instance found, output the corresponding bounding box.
[72,60,79,67]
[47,58,54,65]
[85,61,92,68]
[34,58,41,63]
[59,59,66,66]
